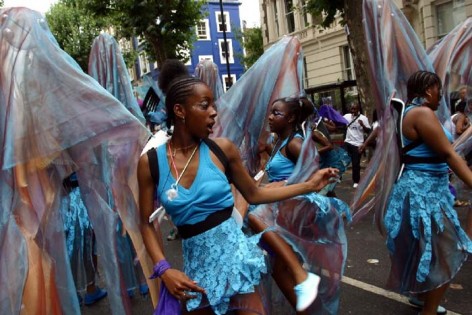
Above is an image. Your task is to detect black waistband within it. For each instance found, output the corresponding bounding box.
[63,177,79,192]
[401,155,446,164]
[177,206,233,239]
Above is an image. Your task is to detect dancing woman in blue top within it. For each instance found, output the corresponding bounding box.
[385,71,472,315]
[137,76,338,315]
[249,96,349,314]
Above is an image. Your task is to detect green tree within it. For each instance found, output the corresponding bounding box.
[236,27,264,71]
[46,0,108,71]
[82,0,205,68]
[0,1,4,8]
[306,0,375,114]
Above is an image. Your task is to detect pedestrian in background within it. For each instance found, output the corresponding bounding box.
[343,102,371,188]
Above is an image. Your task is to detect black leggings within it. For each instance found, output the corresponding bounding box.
[344,142,361,184]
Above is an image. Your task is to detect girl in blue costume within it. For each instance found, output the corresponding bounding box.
[249,96,350,314]
[385,71,472,315]
[60,173,108,305]
[137,75,339,315]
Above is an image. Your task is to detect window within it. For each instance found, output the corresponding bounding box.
[436,0,466,38]
[198,55,214,62]
[303,56,308,86]
[300,0,309,27]
[273,1,280,37]
[216,12,231,33]
[138,52,149,74]
[218,39,234,64]
[222,74,237,91]
[196,19,210,40]
[341,46,355,81]
[284,0,295,33]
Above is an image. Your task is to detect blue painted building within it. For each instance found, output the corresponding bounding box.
[134,0,245,92]
[189,0,244,91]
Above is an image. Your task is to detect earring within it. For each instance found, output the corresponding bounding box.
[182,116,186,125]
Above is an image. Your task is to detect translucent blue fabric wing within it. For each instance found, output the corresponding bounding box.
[88,33,145,124]
[214,36,304,175]
[0,7,150,314]
[194,59,225,101]
[213,36,349,314]
[350,0,447,231]
[428,18,472,154]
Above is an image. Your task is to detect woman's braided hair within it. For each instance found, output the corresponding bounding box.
[165,76,206,128]
[407,70,442,103]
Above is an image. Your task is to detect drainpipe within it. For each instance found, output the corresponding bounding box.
[219,0,231,86]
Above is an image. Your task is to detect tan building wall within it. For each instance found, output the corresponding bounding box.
[260,0,472,92]
[402,0,472,49]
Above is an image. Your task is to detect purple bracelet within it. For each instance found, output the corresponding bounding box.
[149,259,171,279]
[149,259,182,315]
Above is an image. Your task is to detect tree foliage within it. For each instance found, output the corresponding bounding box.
[82,0,205,67]
[305,0,376,114]
[306,0,344,28]
[236,27,264,71]
[46,0,109,71]
[0,1,4,8]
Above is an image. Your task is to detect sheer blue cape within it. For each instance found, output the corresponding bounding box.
[0,7,150,314]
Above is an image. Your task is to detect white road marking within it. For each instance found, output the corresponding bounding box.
[342,276,462,315]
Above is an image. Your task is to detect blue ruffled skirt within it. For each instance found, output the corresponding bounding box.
[182,217,267,315]
[385,169,472,294]
[60,187,95,292]
[248,193,349,315]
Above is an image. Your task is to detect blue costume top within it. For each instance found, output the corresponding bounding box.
[402,106,452,173]
[265,134,303,182]
[156,141,234,226]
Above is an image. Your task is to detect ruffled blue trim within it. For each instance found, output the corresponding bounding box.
[385,170,472,282]
[182,218,267,315]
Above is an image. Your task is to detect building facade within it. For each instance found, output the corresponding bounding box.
[134,0,245,93]
[259,0,472,113]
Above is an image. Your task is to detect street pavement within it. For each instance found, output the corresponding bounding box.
[82,163,472,315]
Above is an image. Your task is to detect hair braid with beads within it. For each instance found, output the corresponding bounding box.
[165,76,206,128]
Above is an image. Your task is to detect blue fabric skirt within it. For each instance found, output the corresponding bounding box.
[248,193,350,315]
[182,217,267,315]
[385,169,472,294]
[60,187,95,292]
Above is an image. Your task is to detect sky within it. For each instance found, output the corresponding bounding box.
[3,0,262,27]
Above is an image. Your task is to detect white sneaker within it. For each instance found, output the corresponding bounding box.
[294,272,320,312]
[353,183,358,188]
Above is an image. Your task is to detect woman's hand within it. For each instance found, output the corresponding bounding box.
[161,268,206,300]
[308,168,339,192]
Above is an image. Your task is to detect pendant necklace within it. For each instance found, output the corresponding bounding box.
[166,140,200,201]
[258,136,283,180]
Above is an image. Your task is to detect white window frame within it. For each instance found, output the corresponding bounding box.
[218,39,234,64]
[196,19,210,40]
[284,0,295,33]
[198,55,214,62]
[341,45,355,81]
[139,52,149,74]
[273,1,280,37]
[435,0,466,38]
[222,74,237,92]
[216,11,231,33]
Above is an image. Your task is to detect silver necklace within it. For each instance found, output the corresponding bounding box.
[166,141,200,201]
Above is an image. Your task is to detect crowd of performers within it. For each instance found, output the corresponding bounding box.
[1,1,472,315]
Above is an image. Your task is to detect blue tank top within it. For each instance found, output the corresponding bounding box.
[403,106,452,173]
[156,141,234,226]
[265,134,303,182]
